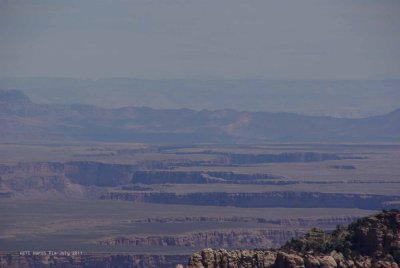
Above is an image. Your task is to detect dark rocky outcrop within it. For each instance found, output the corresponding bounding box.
[188,210,400,268]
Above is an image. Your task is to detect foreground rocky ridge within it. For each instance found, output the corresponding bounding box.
[188,210,400,268]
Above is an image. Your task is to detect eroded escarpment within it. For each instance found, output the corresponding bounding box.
[133,215,359,226]
[101,191,400,210]
[0,252,188,268]
[188,210,400,268]
[132,171,284,184]
[98,229,303,249]
[125,151,358,170]
[130,170,400,186]
[161,152,360,166]
[0,161,138,198]
[0,161,137,187]
[223,152,363,165]
[97,215,360,250]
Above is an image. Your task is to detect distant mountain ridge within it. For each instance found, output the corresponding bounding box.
[0,90,399,144]
[1,78,400,118]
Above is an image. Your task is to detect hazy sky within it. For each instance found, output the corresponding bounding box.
[1,0,400,79]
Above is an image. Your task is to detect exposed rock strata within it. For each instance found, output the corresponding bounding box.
[133,216,359,227]
[98,230,304,248]
[98,216,360,250]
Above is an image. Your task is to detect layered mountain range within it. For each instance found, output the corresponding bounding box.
[1,90,399,144]
[2,78,400,118]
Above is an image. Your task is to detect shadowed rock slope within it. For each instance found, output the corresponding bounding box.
[188,210,400,268]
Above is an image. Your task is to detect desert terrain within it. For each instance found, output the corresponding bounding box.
[1,141,399,267]
[0,90,399,267]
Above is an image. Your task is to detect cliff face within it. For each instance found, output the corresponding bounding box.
[188,210,400,268]
[0,161,137,198]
